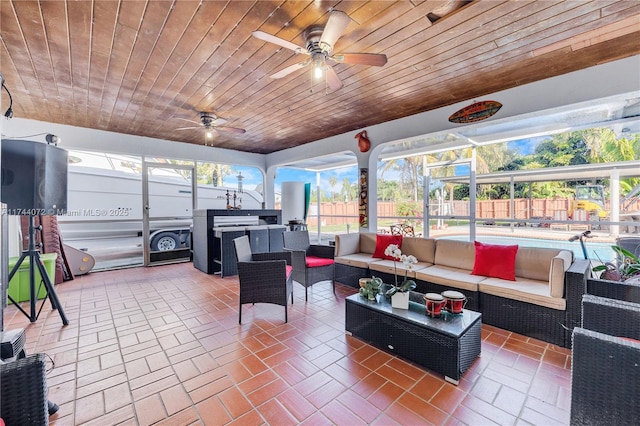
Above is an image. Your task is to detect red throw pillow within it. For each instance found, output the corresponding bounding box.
[471,241,519,281]
[372,234,403,260]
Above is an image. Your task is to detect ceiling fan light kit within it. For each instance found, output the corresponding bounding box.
[252,10,388,93]
[175,112,246,146]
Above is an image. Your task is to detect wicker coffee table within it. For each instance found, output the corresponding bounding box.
[345,290,481,384]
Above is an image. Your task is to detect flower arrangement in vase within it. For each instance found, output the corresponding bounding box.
[383,244,417,308]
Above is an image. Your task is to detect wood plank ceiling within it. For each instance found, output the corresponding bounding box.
[1,1,639,154]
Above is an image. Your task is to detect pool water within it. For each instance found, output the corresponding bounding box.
[443,235,615,263]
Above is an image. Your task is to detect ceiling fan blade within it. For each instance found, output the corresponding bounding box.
[176,117,202,125]
[213,117,228,126]
[215,126,246,134]
[332,53,388,67]
[252,31,307,53]
[271,60,310,79]
[175,126,201,131]
[320,10,352,52]
[325,65,343,91]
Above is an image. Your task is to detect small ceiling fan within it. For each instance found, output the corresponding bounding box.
[252,10,387,91]
[176,112,246,144]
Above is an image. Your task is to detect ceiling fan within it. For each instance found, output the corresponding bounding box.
[176,112,246,144]
[252,10,387,91]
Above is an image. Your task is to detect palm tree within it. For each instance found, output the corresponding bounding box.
[329,176,338,202]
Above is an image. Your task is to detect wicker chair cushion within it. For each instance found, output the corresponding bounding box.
[372,234,403,260]
[306,256,334,268]
[472,241,519,281]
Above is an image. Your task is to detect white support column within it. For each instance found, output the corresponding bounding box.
[264,167,276,209]
[510,176,515,232]
[610,169,620,236]
[423,155,429,238]
[470,148,477,241]
[316,172,321,241]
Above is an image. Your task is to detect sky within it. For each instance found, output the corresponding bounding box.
[507,136,549,155]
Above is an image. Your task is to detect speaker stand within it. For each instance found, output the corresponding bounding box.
[7,215,69,325]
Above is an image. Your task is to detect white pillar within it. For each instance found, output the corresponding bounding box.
[281,181,306,225]
[470,148,477,241]
[610,169,620,236]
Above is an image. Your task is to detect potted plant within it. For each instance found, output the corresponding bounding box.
[593,245,640,283]
[359,276,383,301]
[383,244,417,309]
[588,245,640,303]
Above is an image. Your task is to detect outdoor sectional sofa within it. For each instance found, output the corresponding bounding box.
[334,232,590,347]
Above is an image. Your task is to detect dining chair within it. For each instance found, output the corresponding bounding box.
[282,230,335,301]
[232,235,293,323]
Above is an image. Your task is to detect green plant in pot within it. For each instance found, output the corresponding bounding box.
[359,276,383,301]
[385,278,417,296]
[593,245,640,283]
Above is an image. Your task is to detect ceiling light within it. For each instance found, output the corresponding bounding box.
[45,134,61,145]
[313,60,324,79]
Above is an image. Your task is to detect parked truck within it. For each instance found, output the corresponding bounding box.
[58,151,263,251]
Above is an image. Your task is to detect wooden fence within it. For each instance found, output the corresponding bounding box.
[284,198,640,226]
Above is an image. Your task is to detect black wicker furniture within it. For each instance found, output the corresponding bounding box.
[232,235,293,323]
[570,295,640,425]
[586,276,640,303]
[345,288,481,384]
[283,231,335,301]
[335,232,591,348]
[0,353,49,426]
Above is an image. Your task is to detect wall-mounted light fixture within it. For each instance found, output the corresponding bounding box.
[0,72,14,119]
[45,134,61,146]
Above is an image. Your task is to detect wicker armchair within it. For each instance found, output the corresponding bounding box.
[0,353,49,425]
[570,294,640,425]
[283,231,335,301]
[233,235,293,323]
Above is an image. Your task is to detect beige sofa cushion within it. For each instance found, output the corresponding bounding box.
[334,233,360,257]
[368,259,431,278]
[400,237,436,264]
[435,239,476,270]
[515,247,562,281]
[479,277,566,310]
[334,232,381,256]
[513,247,572,298]
[414,265,483,291]
[334,232,384,269]
[550,250,573,298]
[334,253,377,269]
[360,232,377,255]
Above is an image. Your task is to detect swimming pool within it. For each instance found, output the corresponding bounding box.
[442,235,615,262]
